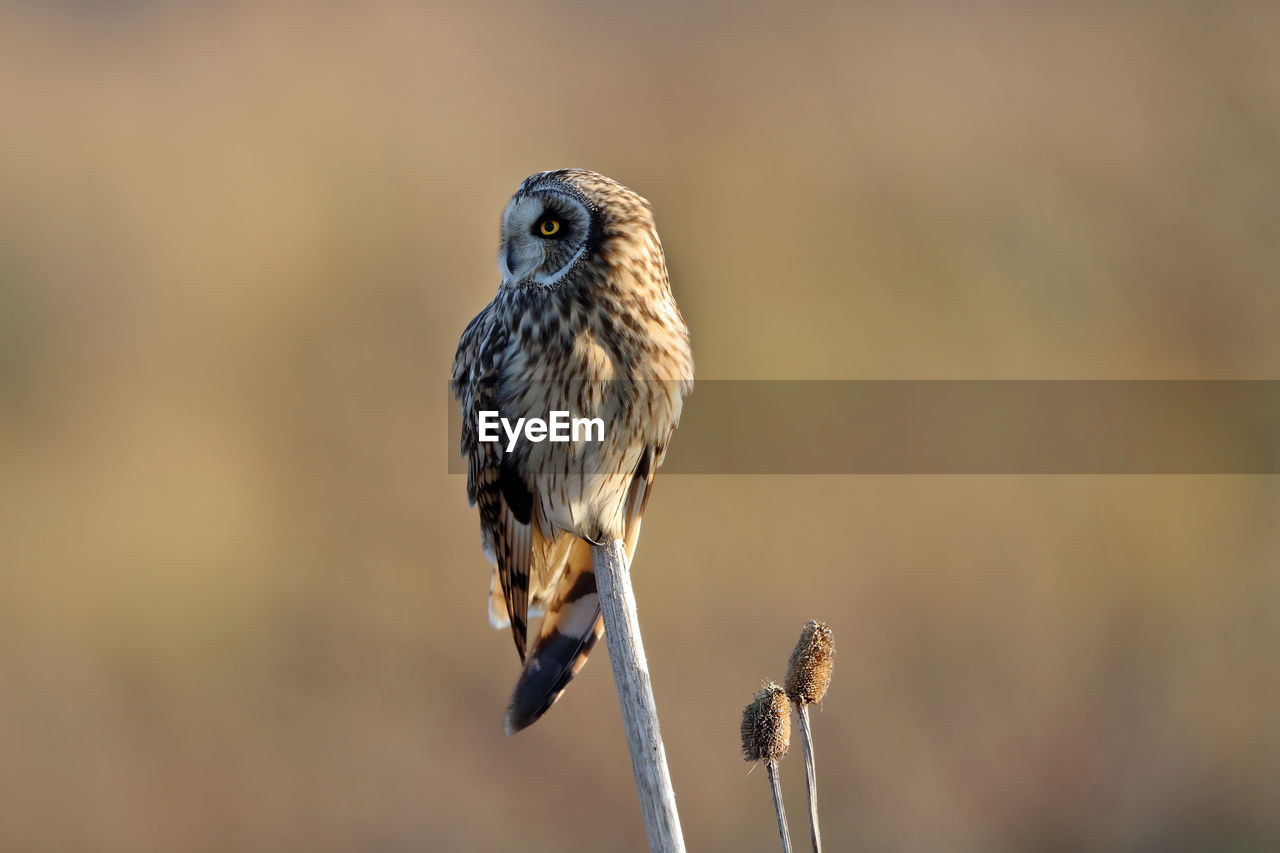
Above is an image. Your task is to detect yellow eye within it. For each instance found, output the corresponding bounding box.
[538,219,561,237]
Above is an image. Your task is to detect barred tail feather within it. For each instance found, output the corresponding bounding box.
[505,538,604,734]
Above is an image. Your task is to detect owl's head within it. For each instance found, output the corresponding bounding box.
[497,169,659,290]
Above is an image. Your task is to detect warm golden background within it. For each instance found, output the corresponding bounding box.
[2,2,1278,850]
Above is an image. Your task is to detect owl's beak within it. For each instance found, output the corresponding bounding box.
[501,240,539,287]
[503,243,520,281]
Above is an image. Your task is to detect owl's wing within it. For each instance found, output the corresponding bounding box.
[452,306,534,660]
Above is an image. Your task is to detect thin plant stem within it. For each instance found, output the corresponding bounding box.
[796,704,822,853]
[766,759,794,853]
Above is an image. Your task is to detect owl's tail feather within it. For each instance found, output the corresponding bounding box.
[505,461,653,734]
[505,537,604,734]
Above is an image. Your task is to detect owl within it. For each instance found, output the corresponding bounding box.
[452,170,693,733]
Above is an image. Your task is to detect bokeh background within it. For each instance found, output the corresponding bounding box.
[2,1,1279,850]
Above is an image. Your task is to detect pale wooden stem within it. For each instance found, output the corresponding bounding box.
[796,704,823,853]
[767,759,794,853]
[591,538,686,853]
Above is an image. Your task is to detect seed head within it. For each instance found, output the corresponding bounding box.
[740,682,791,762]
[784,620,835,706]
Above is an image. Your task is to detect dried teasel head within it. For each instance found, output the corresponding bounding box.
[740,682,791,763]
[784,620,835,706]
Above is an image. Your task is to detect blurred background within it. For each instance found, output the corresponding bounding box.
[2,1,1278,850]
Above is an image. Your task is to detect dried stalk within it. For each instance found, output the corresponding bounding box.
[767,759,794,853]
[592,538,685,853]
[785,621,835,853]
[742,682,793,853]
[795,704,821,853]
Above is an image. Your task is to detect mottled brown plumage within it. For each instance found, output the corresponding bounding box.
[452,170,693,732]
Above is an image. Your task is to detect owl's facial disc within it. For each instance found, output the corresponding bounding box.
[499,188,592,288]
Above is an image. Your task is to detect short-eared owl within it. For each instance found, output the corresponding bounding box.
[452,170,693,733]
